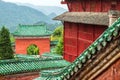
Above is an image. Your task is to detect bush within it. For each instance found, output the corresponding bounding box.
[27,44,39,55]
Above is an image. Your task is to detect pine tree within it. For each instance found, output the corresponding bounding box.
[0,27,13,60]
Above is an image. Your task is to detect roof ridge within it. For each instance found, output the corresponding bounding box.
[0,57,63,64]
[19,24,45,26]
[44,17,120,80]
[13,24,52,37]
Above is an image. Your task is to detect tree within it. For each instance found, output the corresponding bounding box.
[51,26,63,41]
[27,44,39,55]
[55,36,63,55]
[0,27,14,60]
[53,26,63,37]
[52,26,63,55]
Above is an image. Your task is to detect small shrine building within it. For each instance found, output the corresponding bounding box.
[13,24,52,55]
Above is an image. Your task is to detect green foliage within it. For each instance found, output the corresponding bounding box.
[53,26,63,37]
[10,34,15,43]
[55,36,63,55]
[51,26,63,41]
[0,26,14,60]
[27,44,39,55]
[52,26,63,55]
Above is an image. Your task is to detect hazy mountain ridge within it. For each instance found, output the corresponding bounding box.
[0,1,57,32]
[48,12,57,19]
[34,21,62,31]
[16,3,67,15]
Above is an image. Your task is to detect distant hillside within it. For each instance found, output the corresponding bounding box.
[0,1,56,32]
[34,21,62,31]
[48,12,57,19]
[28,6,67,15]
[16,3,67,15]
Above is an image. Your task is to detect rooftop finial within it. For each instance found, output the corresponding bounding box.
[108,10,120,26]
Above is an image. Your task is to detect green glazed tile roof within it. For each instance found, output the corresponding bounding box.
[42,53,62,58]
[35,69,64,80]
[0,54,70,75]
[35,77,61,80]
[13,24,52,37]
[15,54,41,59]
[50,41,58,45]
[36,18,120,80]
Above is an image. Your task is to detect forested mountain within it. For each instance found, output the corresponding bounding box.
[16,3,67,15]
[0,1,56,32]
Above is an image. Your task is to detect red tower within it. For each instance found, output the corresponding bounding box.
[54,0,120,62]
[13,24,52,55]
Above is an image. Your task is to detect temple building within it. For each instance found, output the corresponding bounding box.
[1,0,120,80]
[54,0,120,62]
[13,24,52,55]
[35,13,120,80]
[34,0,120,80]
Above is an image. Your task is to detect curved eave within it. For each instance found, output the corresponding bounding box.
[13,35,51,37]
[71,39,120,80]
[53,12,109,26]
[13,33,52,38]
[14,36,51,39]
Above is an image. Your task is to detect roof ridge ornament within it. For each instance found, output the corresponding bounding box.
[108,10,120,26]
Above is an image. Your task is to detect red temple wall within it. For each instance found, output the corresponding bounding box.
[66,0,120,12]
[64,22,107,62]
[15,38,50,55]
[64,22,78,62]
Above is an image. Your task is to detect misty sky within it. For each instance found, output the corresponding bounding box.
[2,0,67,8]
